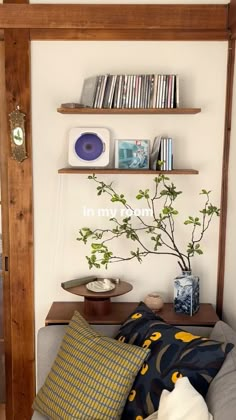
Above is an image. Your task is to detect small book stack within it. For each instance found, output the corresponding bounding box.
[61,276,97,289]
[80,73,179,109]
[150,136,173,171]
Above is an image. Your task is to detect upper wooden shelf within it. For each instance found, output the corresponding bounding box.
[58,168,198,175]
[57,107,201,115]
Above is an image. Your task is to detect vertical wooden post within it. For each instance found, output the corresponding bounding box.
[217,37,235,318]
[0,38,12,420]
[3,28,35,419]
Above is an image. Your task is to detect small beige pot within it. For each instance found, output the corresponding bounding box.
[144,292,164,311]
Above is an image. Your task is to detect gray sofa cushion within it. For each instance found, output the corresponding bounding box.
[32,410,47,420]
[32,321,235,420]
[206,320,236,420]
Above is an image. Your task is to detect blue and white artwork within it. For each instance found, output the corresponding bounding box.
[174,272,200,316]
[115,139,149,169]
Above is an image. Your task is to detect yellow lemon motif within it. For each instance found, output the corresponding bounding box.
[128,390,136,401]
[118,336,126,343]
[136,417,143,420]
[171,371,183,383]
[150,331,161,341]
[140,362,148,375]
[175,331,200,342]
[142,339,152,349]
[131,313,142,319]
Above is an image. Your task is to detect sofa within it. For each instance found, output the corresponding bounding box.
[32,313,236,420]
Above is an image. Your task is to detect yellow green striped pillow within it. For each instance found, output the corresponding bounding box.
[33,311,150,420]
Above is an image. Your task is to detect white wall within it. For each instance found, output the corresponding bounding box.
[223,45,236,329]
[32,39,227,331]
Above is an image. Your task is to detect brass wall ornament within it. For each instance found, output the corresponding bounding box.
[9,105,27,163]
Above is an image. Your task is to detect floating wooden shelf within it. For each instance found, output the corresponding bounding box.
[45,302,219,327]
[58,168,199,175]
[57,107,201,115]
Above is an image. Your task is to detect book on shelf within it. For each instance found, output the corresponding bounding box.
[93,75,103,108]
[175,74,180,108]
[152,136,173,171]
[150,135,161,170]
[80,75,99,107]
[102,74,113,108]
[96,74,109,108]
[80,73,180,109]
[61,276,97,289]
[108,75,117,108]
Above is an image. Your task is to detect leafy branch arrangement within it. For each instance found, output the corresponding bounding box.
[77,174,220,272]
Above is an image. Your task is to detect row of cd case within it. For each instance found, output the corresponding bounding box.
[115,137,173,170]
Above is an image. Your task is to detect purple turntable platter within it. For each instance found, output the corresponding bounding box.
[74,132,104,161]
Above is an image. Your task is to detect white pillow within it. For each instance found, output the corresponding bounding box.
[157,377,213,420]
[145,411,158,420]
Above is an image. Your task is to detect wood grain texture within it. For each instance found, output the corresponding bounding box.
[216,39,235,318]
[0,404,5,420]
[57,107,201,115]
[58,168,199,175]
[229,0,236,38]
[0,276,3,340]
[4,29,35,419]
[63,280,133,300]
[45,302,219,327]
[0,40,12,420]
[0,341,5,404]
[31,28,229,42]
[0,4,228,31]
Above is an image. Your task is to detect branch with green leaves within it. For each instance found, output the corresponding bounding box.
[77,174,220,271]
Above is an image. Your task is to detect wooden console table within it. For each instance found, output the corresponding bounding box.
[45,301,219,327]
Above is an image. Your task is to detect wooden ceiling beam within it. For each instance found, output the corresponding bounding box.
[0,4,229,32]
[30,28,229,42]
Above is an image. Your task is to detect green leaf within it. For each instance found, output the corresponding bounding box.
[200,189,211,195]
[91,243,103,250]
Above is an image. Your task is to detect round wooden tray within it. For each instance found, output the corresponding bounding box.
[63,280,133,316]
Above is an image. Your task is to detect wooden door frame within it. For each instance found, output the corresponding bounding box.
[0,27,35,420]
[0,2,235,419]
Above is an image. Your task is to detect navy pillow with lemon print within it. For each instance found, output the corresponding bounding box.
[115,302,234,420]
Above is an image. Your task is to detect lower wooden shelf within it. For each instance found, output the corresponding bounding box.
[45,301,219,327]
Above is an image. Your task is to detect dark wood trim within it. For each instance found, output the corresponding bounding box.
[229,0,236,38]
[0,2,233,417]
[4,28,35,419]
[216,38,235,318]
[0,40,12,420]
[58,168,199,175]
[0,4,228,32]
[45,302,219,327]
[57,107,201,115]
[30,28,229,42]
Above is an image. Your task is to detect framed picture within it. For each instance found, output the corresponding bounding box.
[115,139,149,169]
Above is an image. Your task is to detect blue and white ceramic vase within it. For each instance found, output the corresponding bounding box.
[174,270,200,316]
